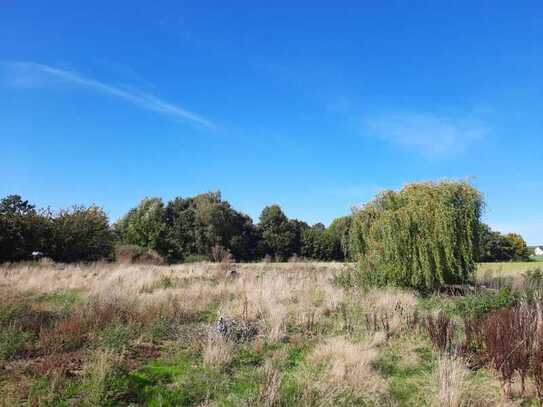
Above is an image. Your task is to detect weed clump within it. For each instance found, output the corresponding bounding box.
[115,244,165,265]
[0,325,33,360]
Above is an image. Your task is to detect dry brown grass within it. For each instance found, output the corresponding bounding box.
[6,262,349,343]
[255,361,283,406]
[434,355,469,407]
[202,331,234,368]
[299,334,388,404]
[0,261,470,405]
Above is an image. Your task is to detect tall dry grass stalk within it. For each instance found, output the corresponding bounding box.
[301,334,388,404]
[255,362,283,407]
[202,331,234,368]
[435,355,469,407]
[83,348,125,406]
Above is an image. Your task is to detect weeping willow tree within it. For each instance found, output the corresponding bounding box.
[351,181,483,290]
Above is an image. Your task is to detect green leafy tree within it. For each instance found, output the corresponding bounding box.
[505,233,530,261]
[165,192,257,262]
[114,198,169,256]
[50,205,114,262]
[0,195,49,261]
[328,215,353,260]
[257,205,296,261]
[301,224,342,261]
[478,224,530,262]
[351,181,483,290]
[289,219,310,256]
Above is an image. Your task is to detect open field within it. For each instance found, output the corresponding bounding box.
[1,261,543,406]
[478,261,543,274]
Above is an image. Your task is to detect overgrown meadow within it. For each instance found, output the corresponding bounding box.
[1,260,542,406]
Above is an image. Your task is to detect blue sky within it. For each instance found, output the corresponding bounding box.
[1,1,542,244]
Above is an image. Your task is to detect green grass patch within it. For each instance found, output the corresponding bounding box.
[418,287,519,319]
[125,350,262,406]
[374,335,434,406]
[0,325,33,360]
[33,290,82,312]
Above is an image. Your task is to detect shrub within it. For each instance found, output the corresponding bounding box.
[351,181,483,291]
[49,205,114,263]
[115,244,164,265]
[454,287,519,319]
[257,205,297,261]
[0,195,51,262]
[95,324,138,351]
[426,312,454,353]
[435,355,469,407]
[210,244,233,263]
[203,332,234,368]
[83,348,130,406]
[474,306,535,396]
[0,325,32,360]
[478,225,531,262]
[300,226,342,261]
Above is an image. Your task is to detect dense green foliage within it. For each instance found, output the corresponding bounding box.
[0,195,48,261]
[0,195,114,263]
[300,224,343,261]
[351,181,483,290]
[50,205,114,262]
[256,205,298,261]
[114,196,352,263]
[478,224,531,262]
[113,198,170,257]
[114,192,259,262]
[1,184,531,265]
[328,216,353,260]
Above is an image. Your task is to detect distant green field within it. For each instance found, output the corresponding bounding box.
[477,261,542,274]
[531,255,543,262]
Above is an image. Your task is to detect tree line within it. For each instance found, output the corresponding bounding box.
[0,188,530,265]
[0,192,351,263]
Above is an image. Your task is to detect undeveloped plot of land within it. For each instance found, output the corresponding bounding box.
[477,262,542,289]
[0,262,529,406]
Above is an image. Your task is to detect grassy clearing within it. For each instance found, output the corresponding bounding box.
[477,261,541,274]
[0,261,539,406]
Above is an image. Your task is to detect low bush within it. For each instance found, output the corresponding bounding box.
[82,348,131,406]
[0,325,33,360]
[95,324,138,351]
[426,313,454,353]
[453,287,519,319]
[115,245,164,265]
[39,314,88,353]
[474,305,535,397]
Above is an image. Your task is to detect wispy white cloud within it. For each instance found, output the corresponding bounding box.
[367,112,487,157]
[2,62,213,128]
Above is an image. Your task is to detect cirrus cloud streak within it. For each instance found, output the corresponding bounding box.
[2,62,213,128]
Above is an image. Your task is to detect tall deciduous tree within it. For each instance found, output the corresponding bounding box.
[351,181,483,290]
[0,195,45,261]
[328,215,353,260]
[114,197,169,255]
[257,205,296,261]
[50,205,114,262]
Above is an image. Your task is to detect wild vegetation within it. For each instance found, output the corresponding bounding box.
[351,181,483,290]
[0,183,530,268]
[0,193,349,264]
[0,261,542,406]
[1,181,540,405]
